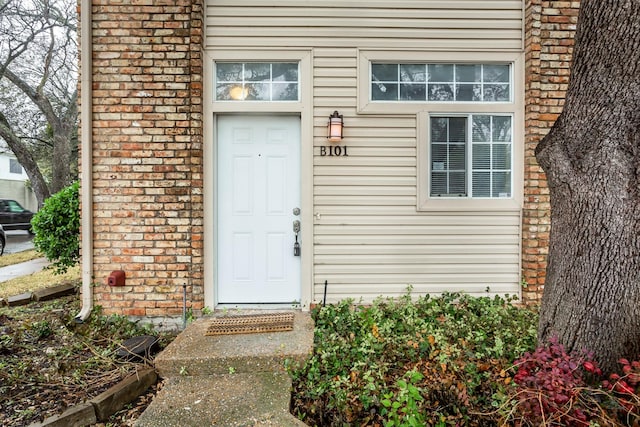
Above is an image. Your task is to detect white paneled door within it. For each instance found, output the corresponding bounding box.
[217,115,301,304]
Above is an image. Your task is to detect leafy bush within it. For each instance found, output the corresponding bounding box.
[508,337,596,425]
[505,339,640,426]
[32,181,80,273]
[288,292,538,426]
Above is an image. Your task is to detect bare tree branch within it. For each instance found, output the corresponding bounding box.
[0,0,77,202]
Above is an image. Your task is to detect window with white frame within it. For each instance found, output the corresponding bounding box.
[215,62,299,101]
[371,63,511,102]
[9,158,23,175]
[430,114,512,198]
[358,51,522,210]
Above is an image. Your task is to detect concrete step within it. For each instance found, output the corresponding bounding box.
[136,310,314,427]
[154,311,314,378]
[134,373,307,427]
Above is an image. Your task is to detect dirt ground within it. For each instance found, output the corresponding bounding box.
[0,292,174,426]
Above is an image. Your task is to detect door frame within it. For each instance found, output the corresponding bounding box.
[203,49,313,310]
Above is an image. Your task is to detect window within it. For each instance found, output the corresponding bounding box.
[430,115,512,198]
[9,158,22,174]
[359,51,522,211]
[215,62,299,101]
[371,63,511,102]
[5,199,25,212]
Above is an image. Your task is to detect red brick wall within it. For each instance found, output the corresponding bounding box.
[86,0,204,320]
[522,0,580,304]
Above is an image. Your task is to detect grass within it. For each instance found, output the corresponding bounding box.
[0,248,42,268]
[0,264,81,299]
[0,248,82,299]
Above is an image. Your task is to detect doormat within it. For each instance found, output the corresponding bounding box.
[205,312,295,336]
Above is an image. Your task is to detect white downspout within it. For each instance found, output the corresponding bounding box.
[75,0,93,322]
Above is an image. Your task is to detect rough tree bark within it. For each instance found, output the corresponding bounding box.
[536,0,640,373]
[0,113,51,203]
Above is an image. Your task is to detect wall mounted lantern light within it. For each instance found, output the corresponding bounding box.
[327,111,344,142]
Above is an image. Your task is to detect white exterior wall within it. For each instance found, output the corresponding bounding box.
[205,0,525,304]
[0,151,28,181]
[0,151,37,211]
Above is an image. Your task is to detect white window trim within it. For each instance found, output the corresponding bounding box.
[210,50,311,113]
[370,63,512,104]
[419,112,519,210]
[358,50,523,115]
[357,50,523,212]
[417,108,523,212]
[214,61,300,102]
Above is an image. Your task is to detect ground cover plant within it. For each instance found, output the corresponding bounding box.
[288,292,539,426]
[507,339,640,426]
[289,292,640,426]
[0,294,174,426]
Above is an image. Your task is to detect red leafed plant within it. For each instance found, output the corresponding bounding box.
[508,338,640,426]
[510,337,596,426]
[602,358,640,417]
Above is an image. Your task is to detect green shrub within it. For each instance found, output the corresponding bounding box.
[32,181,80,273]
[288,292,538,426]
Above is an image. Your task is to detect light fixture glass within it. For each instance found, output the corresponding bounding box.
[327,111,343,142]
[229,85,248,100]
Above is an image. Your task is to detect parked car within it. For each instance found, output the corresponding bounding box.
[0,199,34,233]
[0,224,5,256]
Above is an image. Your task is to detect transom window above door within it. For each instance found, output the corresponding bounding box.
[215,62,299,101]
[371,63,511,102]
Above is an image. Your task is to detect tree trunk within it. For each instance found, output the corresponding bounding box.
[3,68,77,196]
[0,114,51,205]
[50,125,72,194]
[536,0,640,373]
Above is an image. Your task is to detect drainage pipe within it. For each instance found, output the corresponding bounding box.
[182,284,187,329]
[75,0,94,322]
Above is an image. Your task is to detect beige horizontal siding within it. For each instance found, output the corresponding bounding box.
[315,244,519,255]
[314,282,520,305]
[314,234,519,246]
[206,1,524,304]
[314,214,521,225]
[206,1,524,50]
[315,225,519,236]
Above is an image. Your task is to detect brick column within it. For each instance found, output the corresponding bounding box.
[89,0,204,321]
[522,0,580,304]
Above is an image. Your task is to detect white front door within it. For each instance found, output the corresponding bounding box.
[217,115,301,304]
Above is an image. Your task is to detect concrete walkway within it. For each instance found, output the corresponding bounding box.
[0,257,49,283]
[135,310,314,427]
